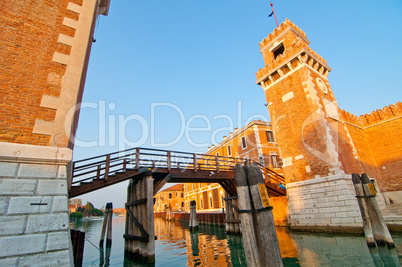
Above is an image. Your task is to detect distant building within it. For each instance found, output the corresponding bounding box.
[68,203,79,214]
[154,184,185,213]
[183,120,284,212]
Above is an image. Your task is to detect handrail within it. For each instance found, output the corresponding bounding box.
[71,147,248,187]
[252,160,285,186]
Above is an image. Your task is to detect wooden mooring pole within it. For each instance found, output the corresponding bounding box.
[352,174,375,247]
[100,202,113,246]
[234,164,260,267]
[360,173,394,247]
[245,163,283,267]
[189,200,198,230]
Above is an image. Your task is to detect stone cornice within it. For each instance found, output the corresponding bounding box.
[256,47,331,86]
[0,142,72,164]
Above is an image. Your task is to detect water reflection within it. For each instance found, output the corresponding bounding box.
[74,216,401,267]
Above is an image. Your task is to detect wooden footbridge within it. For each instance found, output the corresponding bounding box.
[68,147,286,198]
[68,147,286,265]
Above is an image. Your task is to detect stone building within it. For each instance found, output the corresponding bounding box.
[154,184,185,213]
[0,0,110,265]
[255,19,399,231]
[183,120,288,225]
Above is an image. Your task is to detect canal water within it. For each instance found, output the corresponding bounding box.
[73,216,401,266]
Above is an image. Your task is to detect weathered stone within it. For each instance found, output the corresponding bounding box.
[25,213,69,233]
[37,180,67,195]
[46,231,70,251]
[7,196,53,214]
[0,215,26,235]
[18,249,72,266]
[0,234,46,257]
[0,179,37,195]
[17,163,58,179]
[52,196,68,212]
[0,162,19,178]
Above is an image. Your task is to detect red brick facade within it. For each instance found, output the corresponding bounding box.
[339,103,402,192]
[0,0,102,148]
[1,1,77,146]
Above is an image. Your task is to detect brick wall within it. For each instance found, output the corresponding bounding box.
[0,0,77,146]
[339,102,402,194]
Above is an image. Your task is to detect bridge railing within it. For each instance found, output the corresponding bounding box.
[252,161,286,188]
[71,147,247,187]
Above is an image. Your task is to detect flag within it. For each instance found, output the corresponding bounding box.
[269,11,274,17]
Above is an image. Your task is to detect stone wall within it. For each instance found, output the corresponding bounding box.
[0,143,73,265]
[286,174,363,231]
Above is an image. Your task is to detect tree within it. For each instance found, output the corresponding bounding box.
[70,212,83,220]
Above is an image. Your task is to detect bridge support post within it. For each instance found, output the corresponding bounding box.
[124,171,155,263]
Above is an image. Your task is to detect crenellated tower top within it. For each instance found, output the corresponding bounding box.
[256,19,330,88]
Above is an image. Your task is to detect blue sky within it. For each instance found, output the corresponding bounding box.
[73,0,402,208]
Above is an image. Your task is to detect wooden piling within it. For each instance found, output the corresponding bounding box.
[352,173,375,247]
[234,164,260,267]
[100,202,113,246]
[245,163,283,267]
[189,200,198,230]
[361,173,394,247]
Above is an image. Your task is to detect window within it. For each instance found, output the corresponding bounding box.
[169,193,172,199]
[221,196,225,208]
[241,136,247,149]
[273,43,285,59]
[271,154,279,168]
[175,192,177,197]
[181,202,184,207]
[181,193,184,198]
[209,198,213,208]
[227,145,232,156]
[200,199,203,209]
[216,152,219,157]
[266,130,274,142]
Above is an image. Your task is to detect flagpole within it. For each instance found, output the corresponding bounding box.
[270,3,279,27]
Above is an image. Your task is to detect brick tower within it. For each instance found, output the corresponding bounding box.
[0,0,110,264]
[256,19,365,230]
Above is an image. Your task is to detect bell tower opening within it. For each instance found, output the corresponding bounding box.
[272,43,285,59]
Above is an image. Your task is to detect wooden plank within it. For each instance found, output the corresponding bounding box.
[145,174,156,262]
[352,173,375,247]
[125,206,149,241]
[245,163,283,267]
[135,148,140,168]
[125,198,147,206]
[193,154,198,172]
[104,155,110,180]
[234,164,260,267]
[123,234,149,243]
[167,151,171,171]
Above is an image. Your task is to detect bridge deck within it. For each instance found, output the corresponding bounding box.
[68,147,286,198]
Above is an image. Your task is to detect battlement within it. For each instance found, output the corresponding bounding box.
[260,19,307,49]
[340,101,402,128]
[256,19,330,85]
